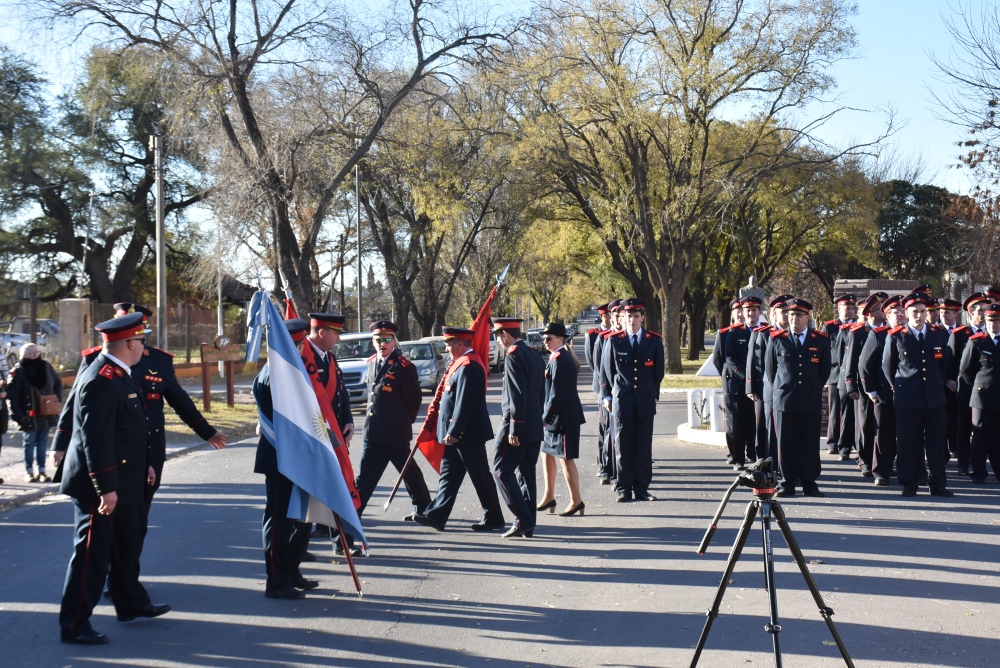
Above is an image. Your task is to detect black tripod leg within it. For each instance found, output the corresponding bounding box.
[759,501,782,668]
[690,500,760,668]
[771,502,856,668]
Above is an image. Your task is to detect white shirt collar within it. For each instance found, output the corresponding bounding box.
[104,352,132,376]
[908,324,926,337]
[308,338,327,360]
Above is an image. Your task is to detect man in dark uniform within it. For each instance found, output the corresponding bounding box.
[825,294,857,459]
[253,319,318,599]
[491,317,545,538]
[882,293,956,497]
[948,292,990,476]
[765,298,831,498]
[353,320,431,517]
[746,295,791,461]
[842,293,887,477]
[413,327,506,532]
[959,304,1000,484]
[58,312,170,645]
[718,296,759,470]
[585,303,613,483]
[938,298,963,467]
[600,298,665,502]
[710,297,743,465]
[860,295,904,486]
[594,300,624,484]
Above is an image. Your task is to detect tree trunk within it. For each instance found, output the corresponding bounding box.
[660,287,686,374]
[686,297,707,361]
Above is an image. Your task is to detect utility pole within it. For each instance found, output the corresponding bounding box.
[150,135,167,349]
[356,163,363,331]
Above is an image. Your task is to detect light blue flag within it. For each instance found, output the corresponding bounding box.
[255,293,366,546]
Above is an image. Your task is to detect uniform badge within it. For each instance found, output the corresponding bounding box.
[128,393,138,399]
[144,374,160,383]
[383,386,393,392]
[644,360,654,367]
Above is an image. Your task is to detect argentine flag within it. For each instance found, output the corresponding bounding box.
[253,292,366,546]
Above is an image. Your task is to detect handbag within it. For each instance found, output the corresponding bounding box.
[35,368,62,417]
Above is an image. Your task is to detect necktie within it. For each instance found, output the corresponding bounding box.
[918,332,924,344]
[795,334,802,349]
[632,335,638,350]
[994,336,999,348]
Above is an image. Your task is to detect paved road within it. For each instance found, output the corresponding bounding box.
[1,371,999,667]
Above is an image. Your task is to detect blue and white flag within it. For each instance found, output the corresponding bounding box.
[254,292,366,546]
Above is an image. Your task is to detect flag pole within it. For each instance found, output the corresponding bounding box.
[382,263,510,512]
[330,516,363,597]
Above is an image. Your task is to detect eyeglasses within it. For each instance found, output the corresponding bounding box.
[373,337,394,344]
[542,336,557,342]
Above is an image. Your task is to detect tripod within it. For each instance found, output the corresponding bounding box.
[690,460,855,668]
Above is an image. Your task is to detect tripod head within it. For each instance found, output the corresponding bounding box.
[697,458,779,555]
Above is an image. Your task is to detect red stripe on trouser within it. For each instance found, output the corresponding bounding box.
[71,504,97,636]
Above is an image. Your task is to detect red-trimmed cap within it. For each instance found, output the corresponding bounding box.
[786,298,813,313]
[114,303,153,323]
[596,302,611,314]
[913,284,933,295]
[622,298,647,312]
[903,292,934,309]
[860,292,888,317]
[96,311,149,343]
[938,298,962,311]
[729,298,742,310]
[768,294,793,309]
[740,295,763,307]
[491,317,523,332]
[308,313,346,331]
[834,294,857,305]
[984,304,1000,317]
[985,286,1000,301]
[370,320,399,336]
[964,292,989,311]
[285,318,309,343]
[608,299,623,313]
[882,295,903,311]
[442,326,475,340]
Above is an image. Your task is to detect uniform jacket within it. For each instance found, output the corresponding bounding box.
[437,352,493,444]
[59,354,149,505]
[595,329,619,397]
[583,327,604,371]
[252,363,280,476]
[959,332,1000,410]
[841,321,873,395]
[823,319,852,385]
[745,324,775,400]
[948,325,980,400]
[498,341,545,442]
[881,324,954,410]
[764,328,831,412]
[54,345,215,464]
[859,327,893,405]
[6,360,62,432]
[362,348,422,443]
[543,347,585,432]
[720,323,753,395]
[310,344,353,428]
[600,328,666,418]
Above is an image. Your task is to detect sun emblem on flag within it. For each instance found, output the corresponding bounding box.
[312,411,328,441]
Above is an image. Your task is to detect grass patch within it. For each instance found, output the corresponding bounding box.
[660,347,720,389]
[163,402,259,443]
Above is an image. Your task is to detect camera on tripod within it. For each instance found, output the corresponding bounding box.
[737,458,778,494]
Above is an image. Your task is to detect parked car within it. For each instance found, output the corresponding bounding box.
[399,340,446,392]
[0,318,57,367]
[420,333,505,373]
[331,332,376,407]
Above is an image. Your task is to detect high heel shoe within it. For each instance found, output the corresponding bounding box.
[559,501,585,517]
[536,499,556,513]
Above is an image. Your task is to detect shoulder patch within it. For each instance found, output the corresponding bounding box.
[719,326,731,334]
[970,331,988,340]
[153,346,174,358]
[615,331,627,338]
[587,327,599,335]
[646,330,662,338]
[509,344,519,353]
[769,329,787,338]
[753,324,770,333]
[813,330,829,338]
[367,354,376,362]
[731,323,745,330]
[98,364,115,380]
[849,322,866,332]
[839,322,852,330]
[953,325,970,334]
[459,356,472,366]
[600,330,616,339]
[81,345,102,356]
[889,326,906,336]
[552,350,562,360]
[873,325,888,333]
[824,319,838,325]
[399,356,412,367]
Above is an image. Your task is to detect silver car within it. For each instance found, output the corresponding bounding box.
[399,340,446,392]
[331,332,376,406]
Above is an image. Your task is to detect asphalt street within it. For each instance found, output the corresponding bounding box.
[1,370,999,667]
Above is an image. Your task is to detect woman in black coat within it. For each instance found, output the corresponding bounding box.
[536,323,586,517]
[7,343,62,482]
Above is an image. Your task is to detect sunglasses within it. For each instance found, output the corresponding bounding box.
[373,337,394,344]
[542,336,558,341]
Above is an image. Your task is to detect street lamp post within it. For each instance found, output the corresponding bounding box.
[150,134,167,349]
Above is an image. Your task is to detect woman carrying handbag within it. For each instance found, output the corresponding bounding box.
[7,343,62,483]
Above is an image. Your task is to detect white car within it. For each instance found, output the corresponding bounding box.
[331,332,376,407]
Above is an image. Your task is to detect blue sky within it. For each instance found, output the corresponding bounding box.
[0,1,983,193]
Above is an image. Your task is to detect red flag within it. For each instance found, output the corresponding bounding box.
[415,285,498,472]
[285,296,299,320]
[300,340,361,509]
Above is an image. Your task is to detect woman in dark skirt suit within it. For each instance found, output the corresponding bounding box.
[536,323,586,517]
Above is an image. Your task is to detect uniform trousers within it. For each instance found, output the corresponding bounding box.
[724,392,755,465]
[945,389,958,459]
[970,408,1000,482]
[354,439,431,515]
[956,385,974,471]
[895,406,948,491]
[763,400,777,463]
[493,429,541,530]
[59,498,151,636]
[774,410,822,492]
[423,439,505,526]
[872,400,897,480]
[826,385,841,450]
[752,397,768,461]
[262,473,309,590]
[598,402,616,480]
[836,387,857,455]
[613,402,654,496]
[856,396,877,473]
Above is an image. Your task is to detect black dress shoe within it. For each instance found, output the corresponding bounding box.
[874,476,889,486]
[470,520,506,532]
[901,487,918,497]
[335,544,364,557]
[634,492,657,501]
[117,603,170,622]
[402,512,417,521]
[600,477,611,485]
[300,551,317,563]
[917,476,929,486]
[803,488,825,498]
[725,455,734,465]
[536,499,557,512]
[292,578,320,590]
[971,476,986,484]
[61,629,109,645]
[616,492,632,502]
[265,586,305,599]
[412,514,446,531]
[502,524,534,538]
[957,468,970,476]
[839,454,851,461]
[930,489,955,497]
[776,488,795,498]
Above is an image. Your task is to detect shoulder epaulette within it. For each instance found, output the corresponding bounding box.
[645,330,662,338]
[889,326,906,335]
[839,322,852,330]
[399,356,412,367]
[731,323,745,330]
[813,329,829,338]
[587,327,599,335]
[970,331,988,340]
[873,325,889,333]
[153,346,174,358]
[81,345,102,356]
[953,325,970,334]
[509,343,519,353]
[600,330,616,339]
[929,324,945,332]
[824,319,838,326]
[98,364,116,380]
[770,329,787,338]
[719,326,731,334]
[367,354,377,362]
[849,322,867,332]
[614,331,627,338]
[459,356,472,366]
[753,324,770,333]
[552,350,562,360]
